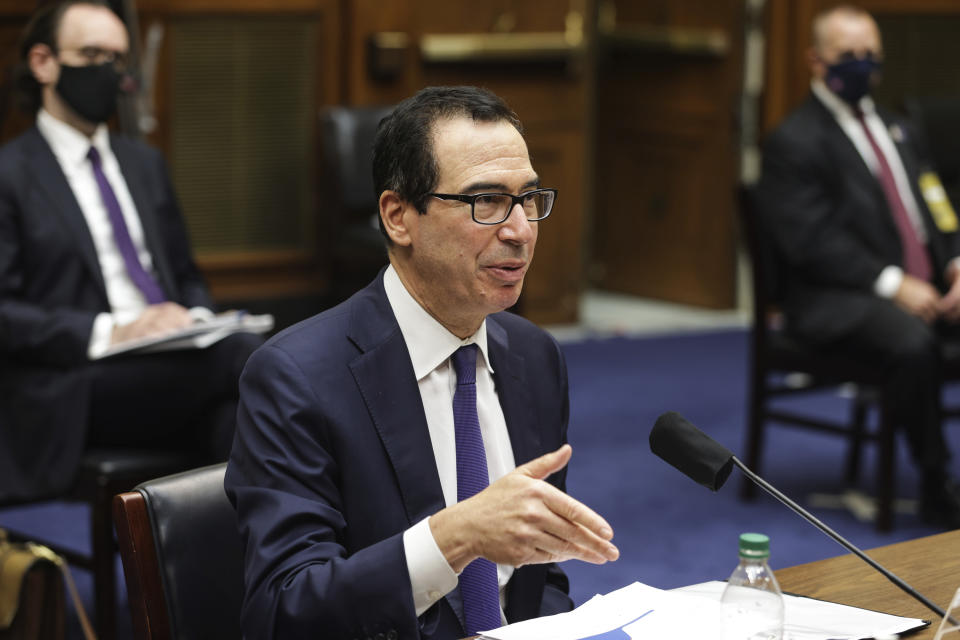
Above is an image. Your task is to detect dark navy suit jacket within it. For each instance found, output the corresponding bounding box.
[0,126,210,502]
[225,273,573,639]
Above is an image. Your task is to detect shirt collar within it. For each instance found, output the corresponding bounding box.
[811,78,876,118]
[383,264,494,381]
[36,108,111,171]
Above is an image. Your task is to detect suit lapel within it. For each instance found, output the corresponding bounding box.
[487,316,540,466]
[811,98,878,191]
[23,128,107,302]
[347,279,446,526]
[109,135,177,299]
[810,97,899,239]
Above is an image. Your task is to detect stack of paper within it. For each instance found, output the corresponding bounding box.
[96,310,274,359]
[479,581,927,640]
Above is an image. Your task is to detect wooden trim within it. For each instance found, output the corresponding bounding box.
[195,248,317,270]
[135,0,329,13]
[114,491,170,640]
[861,0,960,12]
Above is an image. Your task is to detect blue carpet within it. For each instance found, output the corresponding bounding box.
[1,328,955,637]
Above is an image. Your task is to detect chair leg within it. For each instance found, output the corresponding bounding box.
[92,480,117,640]
[844,391,869,486]
[875,397,896,532]
[740,364,766,501]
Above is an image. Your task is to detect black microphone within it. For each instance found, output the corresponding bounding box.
[650,411,948,620]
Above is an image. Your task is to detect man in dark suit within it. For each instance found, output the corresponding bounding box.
[225,86,619,639]
[0,0,260,502]
[757,4,960,527]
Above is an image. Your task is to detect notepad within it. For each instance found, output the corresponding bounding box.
[94,310,273,359]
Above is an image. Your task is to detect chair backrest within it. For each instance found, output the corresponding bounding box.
[319,104,395,223]
[738,184,780,336]
[113,463,242,640]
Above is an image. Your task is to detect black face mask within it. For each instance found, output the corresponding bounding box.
[824,58,881,106]
[55,61,122,124]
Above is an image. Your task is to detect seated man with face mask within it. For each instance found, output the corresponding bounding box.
[0,0,262,503]
[756,4,960,528]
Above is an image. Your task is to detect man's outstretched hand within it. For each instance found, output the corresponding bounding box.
[429,444,619,573]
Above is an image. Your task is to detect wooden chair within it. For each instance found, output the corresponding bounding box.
[2,449,198,640]
[738,184,902,531]
[113,463,242,640]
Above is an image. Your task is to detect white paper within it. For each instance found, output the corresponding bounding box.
[479,580,927,640]
[676,581,927,639]
[95,311,273,359]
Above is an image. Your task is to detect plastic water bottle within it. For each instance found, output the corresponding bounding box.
[721,532,785,640]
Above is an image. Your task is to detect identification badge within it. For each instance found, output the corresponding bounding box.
[918,171,958,232]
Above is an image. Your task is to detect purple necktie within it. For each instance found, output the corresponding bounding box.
[854,111,933,282]
[451,344,501,635]
[87,146,166,304]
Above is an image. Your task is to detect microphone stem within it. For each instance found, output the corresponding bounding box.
[731,456,948,619]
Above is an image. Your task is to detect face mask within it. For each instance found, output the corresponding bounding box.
[824,58,881,106]
[55,61,122,124]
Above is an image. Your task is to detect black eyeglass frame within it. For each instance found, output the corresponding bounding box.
[426,188,558,225]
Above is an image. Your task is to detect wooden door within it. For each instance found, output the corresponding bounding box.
[589,0,744,308]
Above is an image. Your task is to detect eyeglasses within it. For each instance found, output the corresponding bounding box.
[60,46,128,73]
[426,188,557,225]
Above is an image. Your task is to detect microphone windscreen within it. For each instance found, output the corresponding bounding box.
[650,411,735,491]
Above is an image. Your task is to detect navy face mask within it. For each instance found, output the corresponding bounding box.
[55,61,122,124]
[825,57,881,106]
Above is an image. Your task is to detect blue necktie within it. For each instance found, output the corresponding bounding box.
[88,146,166,304]
[451,344,501,635]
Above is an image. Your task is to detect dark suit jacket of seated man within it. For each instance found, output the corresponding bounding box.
[756,5,960,527]
[225,86,620,639]
[0,0,261,503]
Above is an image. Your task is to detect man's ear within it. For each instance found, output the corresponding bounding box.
[379,190,415,247]
[27,43,58,86]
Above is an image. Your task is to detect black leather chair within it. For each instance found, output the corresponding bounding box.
[113,463,241,640]
[319,105,393,303]
[738,185,903,531]
[2,449,198,640]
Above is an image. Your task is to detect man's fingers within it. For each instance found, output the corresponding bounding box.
[516,444,572,481]
[540,486,614,540]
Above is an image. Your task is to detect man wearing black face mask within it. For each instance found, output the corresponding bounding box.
[0,0,262,503]
[757,4,960,528]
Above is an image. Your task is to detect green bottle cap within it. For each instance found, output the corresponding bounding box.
[738,532,770,558]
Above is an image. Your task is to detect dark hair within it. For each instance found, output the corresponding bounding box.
[14,0,113,113]
[371,85,523,240]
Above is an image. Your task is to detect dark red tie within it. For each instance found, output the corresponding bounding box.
[854,110,933,282]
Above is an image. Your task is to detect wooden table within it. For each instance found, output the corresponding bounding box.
[775,529,960,639]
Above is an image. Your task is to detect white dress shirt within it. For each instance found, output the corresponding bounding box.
[384,265,516,620]
[811,80,944,298]
[36,110,210,357]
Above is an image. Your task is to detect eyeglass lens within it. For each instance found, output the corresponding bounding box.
[474,190,554,223]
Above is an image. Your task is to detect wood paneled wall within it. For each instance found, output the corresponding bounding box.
[589,0,744,309]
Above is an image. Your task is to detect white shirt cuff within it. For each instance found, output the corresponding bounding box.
[87,312,116,359]
[403,516,458,617]
[874,265,904,299]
